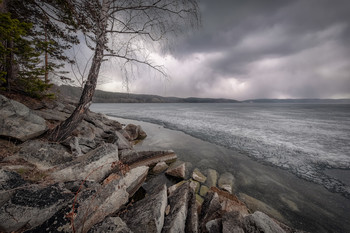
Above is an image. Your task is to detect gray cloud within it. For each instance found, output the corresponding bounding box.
[99,0,350,100]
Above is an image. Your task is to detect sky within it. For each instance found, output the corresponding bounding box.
[91,0,350,100]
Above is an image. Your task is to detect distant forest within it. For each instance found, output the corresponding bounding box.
[58,85,350,104]
[58,85,239,103]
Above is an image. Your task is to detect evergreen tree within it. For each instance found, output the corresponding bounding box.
[6,0,79,84]
[0,11,47,95]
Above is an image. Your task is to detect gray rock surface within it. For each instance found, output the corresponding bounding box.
[243,211,286,233]
[115,131,132,150]
[124,124,147,140]
[206,219,222,233]
[166,161,190,179]
[0,95,47,141]
[74,166,148,233]
[222,211,245,233]
[51,143,119,182]
[121,150,177,168]
[199,192,222,232]
[185,189,199,233]
[18,140,73,169]
[212,187,250,215]
[153,161,169,174]
[0,183,73,232]
[192,168,207,183]
[162,183,191,233]
[89,217,132,233]
[218,172,235,194]
[206,169,218,188]
[0,169,26,206]
[121,184,168,233]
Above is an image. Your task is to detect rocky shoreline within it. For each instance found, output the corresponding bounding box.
[0,94,305,232]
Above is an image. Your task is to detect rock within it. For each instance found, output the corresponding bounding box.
[206,219,222,233]
[0,183,73,232]
[143,173,173,194]
[199,192,222,232]
[218,172,235,194]
[17,140,73,169]
[243,211,286,233]
[34,108,69,121]
[121,184,168,233]
[72,120,99,153]
[166,161,191,179]
[84,111,122,133]
[211,187,249,216]
[62,136,83,156]
[192,168,207,183]
[51,143,119,182]
[186,189,199,233]
[73,166,149,233]
[0,169,26,206]
[115,131,132,150]
[123,166,149,197]
[89,217,132,233]
[162,183,191,233]
[196,194,204,206]
[124,124,147,140]
[238,193,285,223]
[24,182,102,233]
[206,169,218,188]
[168,180,187,196]
[153,161,169,174]
[222,211,245,233]
[200,185,209,196]
[121,150,177,169]
[189,179,200,194]
[0,95,47,141]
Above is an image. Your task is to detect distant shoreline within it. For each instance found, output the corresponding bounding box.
[58,84,350,104]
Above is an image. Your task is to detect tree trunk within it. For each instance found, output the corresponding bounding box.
[44,24,49,84]
[46,0,110,142]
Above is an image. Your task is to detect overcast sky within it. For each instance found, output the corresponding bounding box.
[95,0,350,100]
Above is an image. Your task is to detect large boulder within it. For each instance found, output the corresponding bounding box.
[165,161,191,179]
[211,187,250,215]
[243,211,286,233]
[0,183,73,232]
[124,124,147,140]
[121,184,168,233]
[192,168,207,183]
[162,183,191,233]
[51,143,119,182]
[0,95,47,141]
[89,217,132,233]
[73,166,149,233]
[0,169,26,206]
[17,140,73,169]
[120,150,177,168]
[28,166,149,233]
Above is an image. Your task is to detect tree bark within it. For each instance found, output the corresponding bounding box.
[46,0,110,142]
[44,24,49,84]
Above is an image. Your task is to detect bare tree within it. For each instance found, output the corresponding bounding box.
[45,0,200,142]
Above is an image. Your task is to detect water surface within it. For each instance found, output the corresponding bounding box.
[91,103,350,232]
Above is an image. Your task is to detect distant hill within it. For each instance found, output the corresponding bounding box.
[57,85,239,103]
[242,98,350,104]
[56,85,349,104]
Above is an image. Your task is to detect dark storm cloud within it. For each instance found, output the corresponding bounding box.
[102,0,350,99]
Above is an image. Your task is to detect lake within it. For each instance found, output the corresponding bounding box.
[91,103,350,232]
